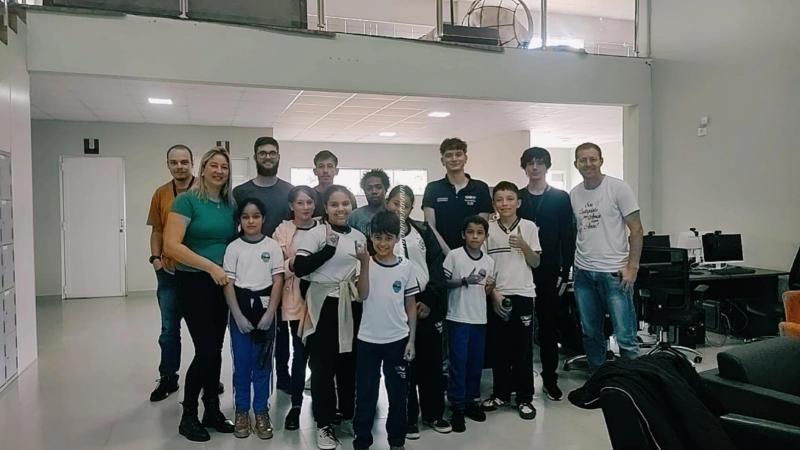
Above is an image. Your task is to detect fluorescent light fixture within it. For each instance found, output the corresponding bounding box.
[428,111,451,118]
[148,97,173,105]
[379,131,397,137]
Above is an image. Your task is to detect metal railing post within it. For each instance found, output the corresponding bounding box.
[540,0,547,49]
[317,0,326,30]
[634,0,640,56]
[436,0,444,40]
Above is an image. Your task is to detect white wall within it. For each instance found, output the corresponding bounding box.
[0,21,37,372]
[467,130,531,188]
[651,0,800,269]
[31,121,273,296]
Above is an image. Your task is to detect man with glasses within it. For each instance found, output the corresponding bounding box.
[233,136,295,392]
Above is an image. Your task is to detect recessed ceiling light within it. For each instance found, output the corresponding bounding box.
[148,97,173,105]
[428,111,451,118]
[379,131,397,137]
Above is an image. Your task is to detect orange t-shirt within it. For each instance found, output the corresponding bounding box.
[146,178,194,272]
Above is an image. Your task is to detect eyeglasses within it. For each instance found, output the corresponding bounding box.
[257,151,279,159]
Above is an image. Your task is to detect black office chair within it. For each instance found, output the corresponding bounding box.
[789,246,800,290]
[637,247,705,364]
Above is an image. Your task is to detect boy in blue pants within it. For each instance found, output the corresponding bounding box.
[443,215,496,432]
[353,211,419,450]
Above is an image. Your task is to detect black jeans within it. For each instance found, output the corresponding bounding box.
[487,295,535,404]
[533,267,561,383]
[175,270,228,411]
[353,338,408,449]
[275,310,291,385]
[306,297,359,427]
[407,316,445,424]
[288,319,309,408]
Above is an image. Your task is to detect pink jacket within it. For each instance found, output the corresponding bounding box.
[272,220,310,323]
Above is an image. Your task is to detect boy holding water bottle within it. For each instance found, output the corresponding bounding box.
[482,181,541,421]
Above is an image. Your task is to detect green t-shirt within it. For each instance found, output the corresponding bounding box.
[171,190,237,272]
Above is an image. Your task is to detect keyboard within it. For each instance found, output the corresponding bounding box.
[712,266,756,275]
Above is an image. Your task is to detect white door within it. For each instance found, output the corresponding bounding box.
[60,156,127,299]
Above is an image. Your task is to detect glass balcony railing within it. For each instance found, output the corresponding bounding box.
[19,0,644,58]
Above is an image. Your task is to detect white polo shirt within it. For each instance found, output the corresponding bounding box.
[223,236,285,291]
[296,225,367,297]
[443,247,495,325]
[484,217,541,297]
[358,257,421,344]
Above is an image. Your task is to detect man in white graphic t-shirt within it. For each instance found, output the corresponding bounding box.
[570,142,643,371]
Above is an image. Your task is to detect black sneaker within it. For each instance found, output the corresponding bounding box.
[422,418,452,434]
[464,403,486,422]
[179,413,211,442]
[406,423,420,440]
[450,411,466,433]
[543,380,563,401]
[150,374,179,402]
[285,406,301,431]
[518,402,537,420]
[201,404,235,433]
[480,396,507,411]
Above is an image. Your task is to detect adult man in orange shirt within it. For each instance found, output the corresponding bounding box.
[147,144,195,401]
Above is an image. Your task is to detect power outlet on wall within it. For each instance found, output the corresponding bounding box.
[697,127,708,137]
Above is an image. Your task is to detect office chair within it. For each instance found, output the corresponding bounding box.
[789,246,800,290]
[637,247,705,364]
[562,314,617,372]
[779,291,800,337]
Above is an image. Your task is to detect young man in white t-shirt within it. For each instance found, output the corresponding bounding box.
[352,211,419,450]
[443,215,496,433]
[481,182,541,421]
[570,142,644,371]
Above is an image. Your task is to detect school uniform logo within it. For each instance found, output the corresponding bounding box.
[434,321,443,334]
[520,315,533,327]
[464,194,477,206]
[260,252,271,263]
[394,365,407,380]
[392,280,402,293]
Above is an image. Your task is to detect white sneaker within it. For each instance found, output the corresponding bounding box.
[317,425,339,449]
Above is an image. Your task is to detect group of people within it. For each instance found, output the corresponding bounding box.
[145,135,644,449]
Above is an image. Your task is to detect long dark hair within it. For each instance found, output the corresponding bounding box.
[235,197,267,236]
[321,185,357,224]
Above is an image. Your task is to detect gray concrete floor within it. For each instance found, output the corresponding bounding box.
[0,292,738,450]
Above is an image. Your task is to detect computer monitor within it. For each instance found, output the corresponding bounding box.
[701,233,744,269]
[676,229,708,262]
[643,234,671,248]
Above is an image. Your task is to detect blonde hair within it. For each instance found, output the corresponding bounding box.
[192,147,234,206]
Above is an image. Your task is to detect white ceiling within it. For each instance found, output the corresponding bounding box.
[29,73,622,147]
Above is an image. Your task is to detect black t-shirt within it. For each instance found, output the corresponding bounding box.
[232,178,294,237]
[518,186,576,276]
[422,175,492,250]
[312,188,326,218]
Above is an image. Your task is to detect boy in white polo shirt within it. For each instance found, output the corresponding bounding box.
[353,210,419,450]
[443,215,496,433]
[481,181,541,421]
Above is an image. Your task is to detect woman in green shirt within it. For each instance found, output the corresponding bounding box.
[164,147,238,442]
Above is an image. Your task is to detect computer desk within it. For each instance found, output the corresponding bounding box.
[690,267,789,338]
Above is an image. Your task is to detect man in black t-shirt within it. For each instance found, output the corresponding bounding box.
[422,138,492,253]
[517,147,576,401]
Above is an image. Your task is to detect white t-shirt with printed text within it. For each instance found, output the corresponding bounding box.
[570,176,639,272]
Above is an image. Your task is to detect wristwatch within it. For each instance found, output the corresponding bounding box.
[461,277,468,287]
[149,255,162,264]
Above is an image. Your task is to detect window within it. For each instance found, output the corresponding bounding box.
[290,168,428,207]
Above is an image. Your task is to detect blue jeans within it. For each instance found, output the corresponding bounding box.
[446,321,485,411]
[155,269,181,377]
[229,316,275,414]
[573,268,640,369]
[353,338,408,449]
